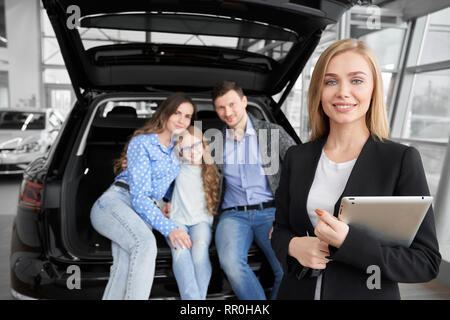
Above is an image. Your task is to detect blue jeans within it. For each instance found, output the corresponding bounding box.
[166,221,212,300]
[215,207,283,300]
[90,184,157,300]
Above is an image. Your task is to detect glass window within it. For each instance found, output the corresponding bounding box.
[277,23,338,142]
[358,27,406,70]
[49,89,72,117]
[0,111,46,130]
[350,24,406,119]
[403,69,450,142]
[420,7,450,64]
[43,69,71,84]
[41,8,65,65]
[0,71,8,108]
[0,0,6,48]
[42,8,55,37]
[382,72,395,112]
[42,38,65,65]
[100,100,159,118]
[399,141,447,197]
[430,6,450,24]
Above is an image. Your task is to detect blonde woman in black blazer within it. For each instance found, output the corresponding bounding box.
[271,39,441,300]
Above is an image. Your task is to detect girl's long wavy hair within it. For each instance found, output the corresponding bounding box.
[113,92,196,175]
[177,125,220,215]
[308,39,390,142]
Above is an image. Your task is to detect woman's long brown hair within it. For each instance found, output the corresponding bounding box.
[178,126,220,215]
[113,92,196,175]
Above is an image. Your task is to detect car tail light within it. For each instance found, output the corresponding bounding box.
[19,176,43,211]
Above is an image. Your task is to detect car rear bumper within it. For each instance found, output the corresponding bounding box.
[10,248,270,300]
[10,288,238,300]
[10,288,37,300]
[10,246,244,300]
[10,208,272,300]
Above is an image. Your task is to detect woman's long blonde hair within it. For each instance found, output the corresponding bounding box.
[113,92,196,175]
[177,125,220,215]
[308,38,390,141]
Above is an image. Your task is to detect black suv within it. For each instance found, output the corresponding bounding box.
[10,0,354,299]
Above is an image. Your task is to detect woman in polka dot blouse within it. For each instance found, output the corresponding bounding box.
[90,92,196,300]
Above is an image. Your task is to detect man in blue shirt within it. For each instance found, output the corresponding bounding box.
[212,81,296,300]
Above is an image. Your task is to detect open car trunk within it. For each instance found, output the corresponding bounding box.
[59,93,278,260]
[42,0,354,106]
[40,0,356,265]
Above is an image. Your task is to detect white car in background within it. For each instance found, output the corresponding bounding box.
[0,108,64,174]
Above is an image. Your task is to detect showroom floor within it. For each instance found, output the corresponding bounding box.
[1,175,450,300]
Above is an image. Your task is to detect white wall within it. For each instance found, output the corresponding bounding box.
[0,0,41,109]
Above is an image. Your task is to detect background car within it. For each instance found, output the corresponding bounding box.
[0,108,63,174]
[10,0,354,299]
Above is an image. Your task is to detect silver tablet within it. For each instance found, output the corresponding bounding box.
[338,196,433,247]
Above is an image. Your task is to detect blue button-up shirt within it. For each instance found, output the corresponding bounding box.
[115,133,179,237]
[222,116,274,209]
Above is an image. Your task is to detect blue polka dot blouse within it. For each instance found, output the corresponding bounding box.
[115,133,179,237]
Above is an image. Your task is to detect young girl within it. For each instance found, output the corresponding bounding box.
[90,92,195,300]
[162,125,220,300]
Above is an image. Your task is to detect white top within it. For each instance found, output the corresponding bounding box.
[169,162,214,226]
[306,149,357,300]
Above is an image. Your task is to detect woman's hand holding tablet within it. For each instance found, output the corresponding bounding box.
[314,209,349,248]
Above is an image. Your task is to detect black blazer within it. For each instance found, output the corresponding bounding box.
[271,135,441,300]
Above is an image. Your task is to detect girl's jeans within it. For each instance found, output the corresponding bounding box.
[166,221,212,300]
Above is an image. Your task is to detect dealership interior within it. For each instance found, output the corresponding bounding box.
[1,0,450,300]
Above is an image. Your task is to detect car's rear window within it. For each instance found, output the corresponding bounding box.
[0,111,46,130]
[99,101,158,119]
